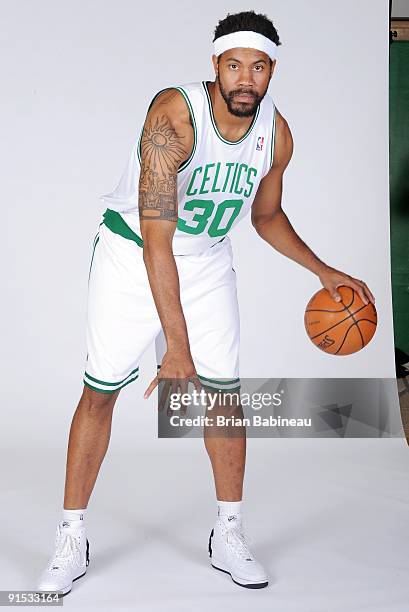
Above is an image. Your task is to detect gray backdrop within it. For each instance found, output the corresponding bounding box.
[2,2,409,610]
[1,0,395,453]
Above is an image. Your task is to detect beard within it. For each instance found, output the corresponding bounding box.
[217,75,267,118]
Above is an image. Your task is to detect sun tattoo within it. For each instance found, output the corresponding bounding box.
[141,115,187,175]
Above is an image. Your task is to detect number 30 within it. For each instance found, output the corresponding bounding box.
[177,198,243,237]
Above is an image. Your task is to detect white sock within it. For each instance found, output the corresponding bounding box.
[217,500,242,528]
[61,507,86,529]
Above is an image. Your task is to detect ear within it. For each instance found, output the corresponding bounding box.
[211,54,219,78]
[270,59,277,78]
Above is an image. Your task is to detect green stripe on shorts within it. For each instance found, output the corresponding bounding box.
[83,367,139,393]
[156,366,240,392]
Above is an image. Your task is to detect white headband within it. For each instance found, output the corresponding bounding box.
[213,31,278,61]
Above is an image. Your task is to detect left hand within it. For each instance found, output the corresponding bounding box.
[318,265,375,305]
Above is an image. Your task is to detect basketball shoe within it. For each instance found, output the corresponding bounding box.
[36,521,89,596]
[208,516,268,588]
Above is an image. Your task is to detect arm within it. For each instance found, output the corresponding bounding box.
[138,89,197,398]
[251,111,375,305]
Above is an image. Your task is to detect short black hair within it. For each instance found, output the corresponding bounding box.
[213,10,281,46]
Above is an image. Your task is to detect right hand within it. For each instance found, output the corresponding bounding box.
[144,349,202,414]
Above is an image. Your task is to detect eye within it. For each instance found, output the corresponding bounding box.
[254,65,264,72]
[229,63,239,70]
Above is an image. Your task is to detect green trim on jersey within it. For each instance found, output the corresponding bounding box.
[88,234,100,282]
[202,81,260,145]
[88,218,106,281]
[268,105,277,172]
[102,208,144,247]
[136,86,197,173]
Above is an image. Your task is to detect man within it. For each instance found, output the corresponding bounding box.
[36,10,375,595]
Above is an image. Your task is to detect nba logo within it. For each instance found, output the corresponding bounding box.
[256,136,264,151]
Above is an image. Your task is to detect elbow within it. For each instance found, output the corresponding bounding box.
[251,214,261,233]
[251,216,271,236]
[252,223,262,237]
[252,209,284,235]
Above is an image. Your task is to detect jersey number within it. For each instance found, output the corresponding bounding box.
[177,198,243,237]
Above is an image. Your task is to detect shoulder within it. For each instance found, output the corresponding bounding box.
[146,87,191,132]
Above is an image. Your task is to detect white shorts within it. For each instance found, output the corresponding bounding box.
[84,210,241,394]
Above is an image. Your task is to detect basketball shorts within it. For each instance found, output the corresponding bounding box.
[84,209,241,394]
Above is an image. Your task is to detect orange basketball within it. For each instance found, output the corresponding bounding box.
[304,286,377,355]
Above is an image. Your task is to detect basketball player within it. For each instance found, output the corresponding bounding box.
[36,10,375,595]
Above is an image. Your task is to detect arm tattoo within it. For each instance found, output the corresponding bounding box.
[139,114,187,221]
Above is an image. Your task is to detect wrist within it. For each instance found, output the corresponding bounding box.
[315,261,330,277]
[166,337,191,355]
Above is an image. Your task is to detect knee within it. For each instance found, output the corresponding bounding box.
[80,385,119,415]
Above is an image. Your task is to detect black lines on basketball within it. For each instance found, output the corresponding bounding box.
[304,286,377,355]
[305,305,348,314]
[339,293,365,348]
[306,286,355,313]
[335,320,363,354]
[309,303,370,340]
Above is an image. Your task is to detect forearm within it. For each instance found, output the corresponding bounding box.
[254,210,327,276]
[143,240,191,353]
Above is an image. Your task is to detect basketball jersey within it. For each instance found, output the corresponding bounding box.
[100,81,276,255]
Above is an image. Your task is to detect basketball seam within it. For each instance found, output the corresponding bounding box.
[334,320,362,355]
[309,303,370,340]
[334,318,377,355]
[340,296,365,350]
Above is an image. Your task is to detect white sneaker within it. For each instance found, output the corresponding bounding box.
[208,518,268,589]
[36,522,90,596]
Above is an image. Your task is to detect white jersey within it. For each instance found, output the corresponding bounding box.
[100,81,276,255]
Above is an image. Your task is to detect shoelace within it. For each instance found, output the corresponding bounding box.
[48,525,83,571]
[225,527,254,561]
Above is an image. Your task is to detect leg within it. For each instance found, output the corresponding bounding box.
[64,386,120,509]
[203,392,268,588]
[172,240,268,588]
[36,221,161,596]
[203,392,246,501]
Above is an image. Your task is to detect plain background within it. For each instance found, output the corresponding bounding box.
[1,0,395,450]
[2,1,408,610]
[0,0,399,487]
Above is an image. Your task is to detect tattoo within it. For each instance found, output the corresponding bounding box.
[139,114,187,221]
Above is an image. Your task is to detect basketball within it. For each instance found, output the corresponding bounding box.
[304,286,377,355]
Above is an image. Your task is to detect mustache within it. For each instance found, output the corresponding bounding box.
[230,89,258,99]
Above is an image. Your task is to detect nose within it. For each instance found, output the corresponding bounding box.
[237,66,255,87]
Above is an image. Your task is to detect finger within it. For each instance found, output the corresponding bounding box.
[182,377,190,395]
[167,378,181,417]
[172,378,181,398]
[193,376,202,393]
[362,283,375,304]
[336,280,369,306]
[350,282,369,305]
[330,285,342,303]
[144,376,158,399]
[180,378,189,416]
[167,380,176,417]
[353,279,375,305]
[158,379,171,412]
